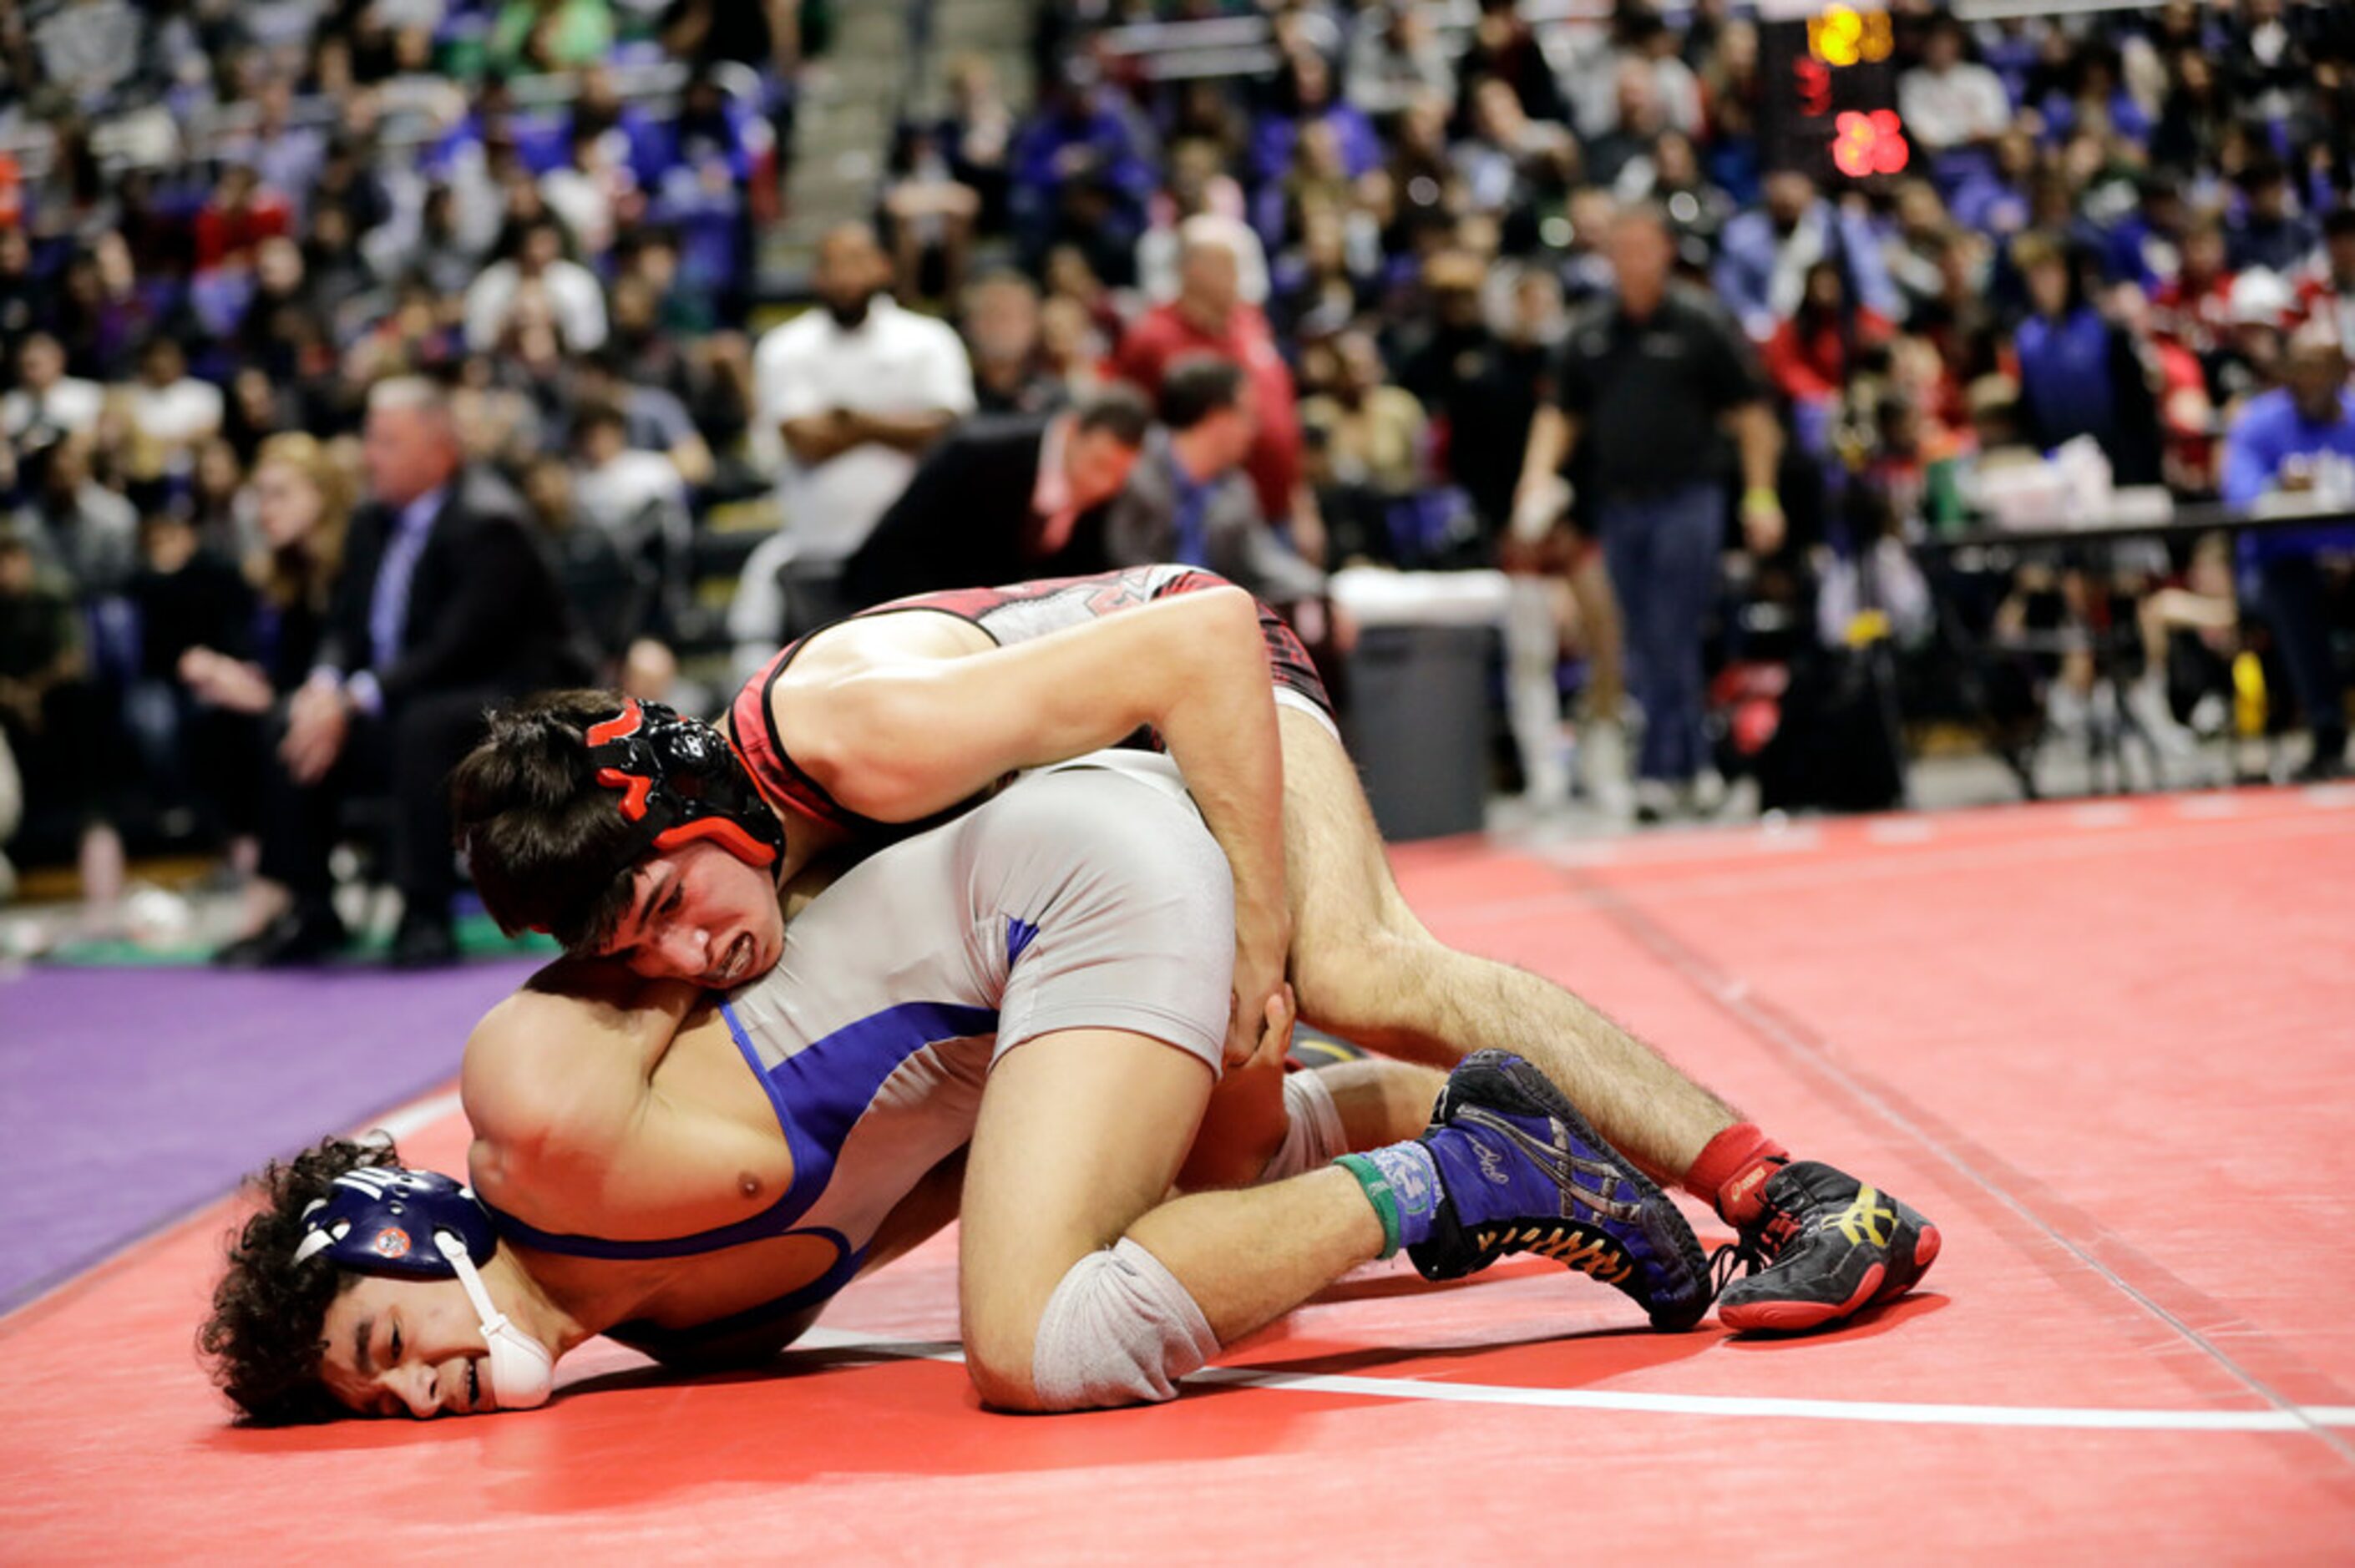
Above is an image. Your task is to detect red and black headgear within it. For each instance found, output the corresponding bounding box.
[582,697,786,873]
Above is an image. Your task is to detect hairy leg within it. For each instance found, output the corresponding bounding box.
[1278,707,1740,1183]
[959,1025,1391,1408]
[959,1027,1213,1405]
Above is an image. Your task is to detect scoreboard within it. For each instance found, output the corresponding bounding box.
[1757,1,1910,183]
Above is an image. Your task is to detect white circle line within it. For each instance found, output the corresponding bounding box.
[788,1328,2355,1434]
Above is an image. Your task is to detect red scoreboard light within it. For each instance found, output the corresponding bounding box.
[1760,2,1907,183]
[1833,109,1910,178]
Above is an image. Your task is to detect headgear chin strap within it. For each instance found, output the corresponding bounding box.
[292,1168,555,1411]
[583,697,786,873]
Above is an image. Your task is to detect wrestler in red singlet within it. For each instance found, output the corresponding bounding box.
[728,566,1332,837]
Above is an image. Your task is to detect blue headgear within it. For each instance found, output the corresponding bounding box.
[293,1166,555,1410]
[292,1168,496,1279]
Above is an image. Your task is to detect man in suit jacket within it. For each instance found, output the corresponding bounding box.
[1105,354,1326,606]
[841,384,1152,608]
[219,377,588,969]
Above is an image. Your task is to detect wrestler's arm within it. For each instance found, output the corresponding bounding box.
[463,966,782,1237]
[775,587,1291,1064]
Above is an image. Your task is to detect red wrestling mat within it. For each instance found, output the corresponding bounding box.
[7,787,2354,1562]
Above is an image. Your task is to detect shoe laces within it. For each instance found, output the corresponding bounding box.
[1706,1240,1758,1301]
[1705,1201,1803,1302]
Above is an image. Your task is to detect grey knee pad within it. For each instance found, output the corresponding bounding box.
[1030,1237,1218,1410]
[1257,1069,1348,1184]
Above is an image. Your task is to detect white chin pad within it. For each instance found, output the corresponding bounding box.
[437,1231,555,1410]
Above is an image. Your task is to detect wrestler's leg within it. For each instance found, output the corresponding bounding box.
[1277,706,1739,1184]
[1179,1055,1446,1192]
[959,1026,1215,1407]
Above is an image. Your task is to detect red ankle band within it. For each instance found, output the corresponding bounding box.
[1684,1122,1788,1227]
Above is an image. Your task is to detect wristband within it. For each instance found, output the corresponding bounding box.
[1743,486,1780,509]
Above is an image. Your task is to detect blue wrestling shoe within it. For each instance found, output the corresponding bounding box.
[1401,1051,1711,1333]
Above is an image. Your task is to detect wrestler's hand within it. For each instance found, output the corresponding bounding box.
[1227,928,1293,1070]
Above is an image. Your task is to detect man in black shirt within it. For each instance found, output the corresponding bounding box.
[1514,201,1783,818]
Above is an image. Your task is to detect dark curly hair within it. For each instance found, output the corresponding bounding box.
[448,687,642,954]
[200,1135,404,1426]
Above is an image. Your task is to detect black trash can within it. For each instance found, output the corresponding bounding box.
[1342,622,1496,841]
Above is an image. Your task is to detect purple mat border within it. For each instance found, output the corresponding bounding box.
[0,960,540,1314]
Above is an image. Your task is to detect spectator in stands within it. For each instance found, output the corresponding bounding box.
[1010,66,1156,281]
[880,119,983,304]
[2219,326,2355,781]
[463,215,608,353]
[3,333,105,453]
[2300,207,2355,360]
[488,0,616,75]
[1762,259,1896,416]
[179,432,352,725]
[1455,0,1567,129]
[1346,4,1453,118]
[1897,17,2013,158]
[1714,169,1899,342]
[519,451,652,682]
[1107,355,1325,611]
[541,122,634,260]
[1116,215,1321,567]
[2227,158,2320,276]
[2012,231,2165,487]
[962,270,1061,417]
[571,348,715,489]
[1137,139,1264,305]
[119,336,226,485]
[1453,76,1578,239]
[737,222,975,645]
[216,377,585,969]
[120,505,256,843]
[842,384,1153,609]
[193,164,294,278]
[939,54,1015,236]
[1299,328,1426,495]
[1253,43,1381,190]
[1515,202,1782,821]
[0,521,118,913]
[570,401,689,549]
[13,432,137,597]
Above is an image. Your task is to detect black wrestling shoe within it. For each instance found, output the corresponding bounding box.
[1714,1161,1942,1334]
[1405,1051,1713,1333]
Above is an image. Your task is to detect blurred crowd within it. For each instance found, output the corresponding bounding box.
[4,0,2355,955]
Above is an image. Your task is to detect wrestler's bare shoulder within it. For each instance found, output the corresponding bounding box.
[781,608,996,685]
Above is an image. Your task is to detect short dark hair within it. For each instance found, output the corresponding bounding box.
[571,399,627,445]
[1072,382,1152,447]
[1157,355,1246,432]
[200,1135,403,1426]
[448,688,643,953]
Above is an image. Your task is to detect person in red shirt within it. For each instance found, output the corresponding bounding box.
[191,164,292,276]
[1113,216,1323,564]
[2148,215,2236,362]
[1760,259,1896,408]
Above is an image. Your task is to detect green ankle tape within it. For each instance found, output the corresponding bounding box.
[1334,1154,1402,1259]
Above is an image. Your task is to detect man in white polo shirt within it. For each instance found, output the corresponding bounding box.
[736,224,975,655]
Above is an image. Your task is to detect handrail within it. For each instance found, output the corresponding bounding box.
[1916,497,2355,553]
